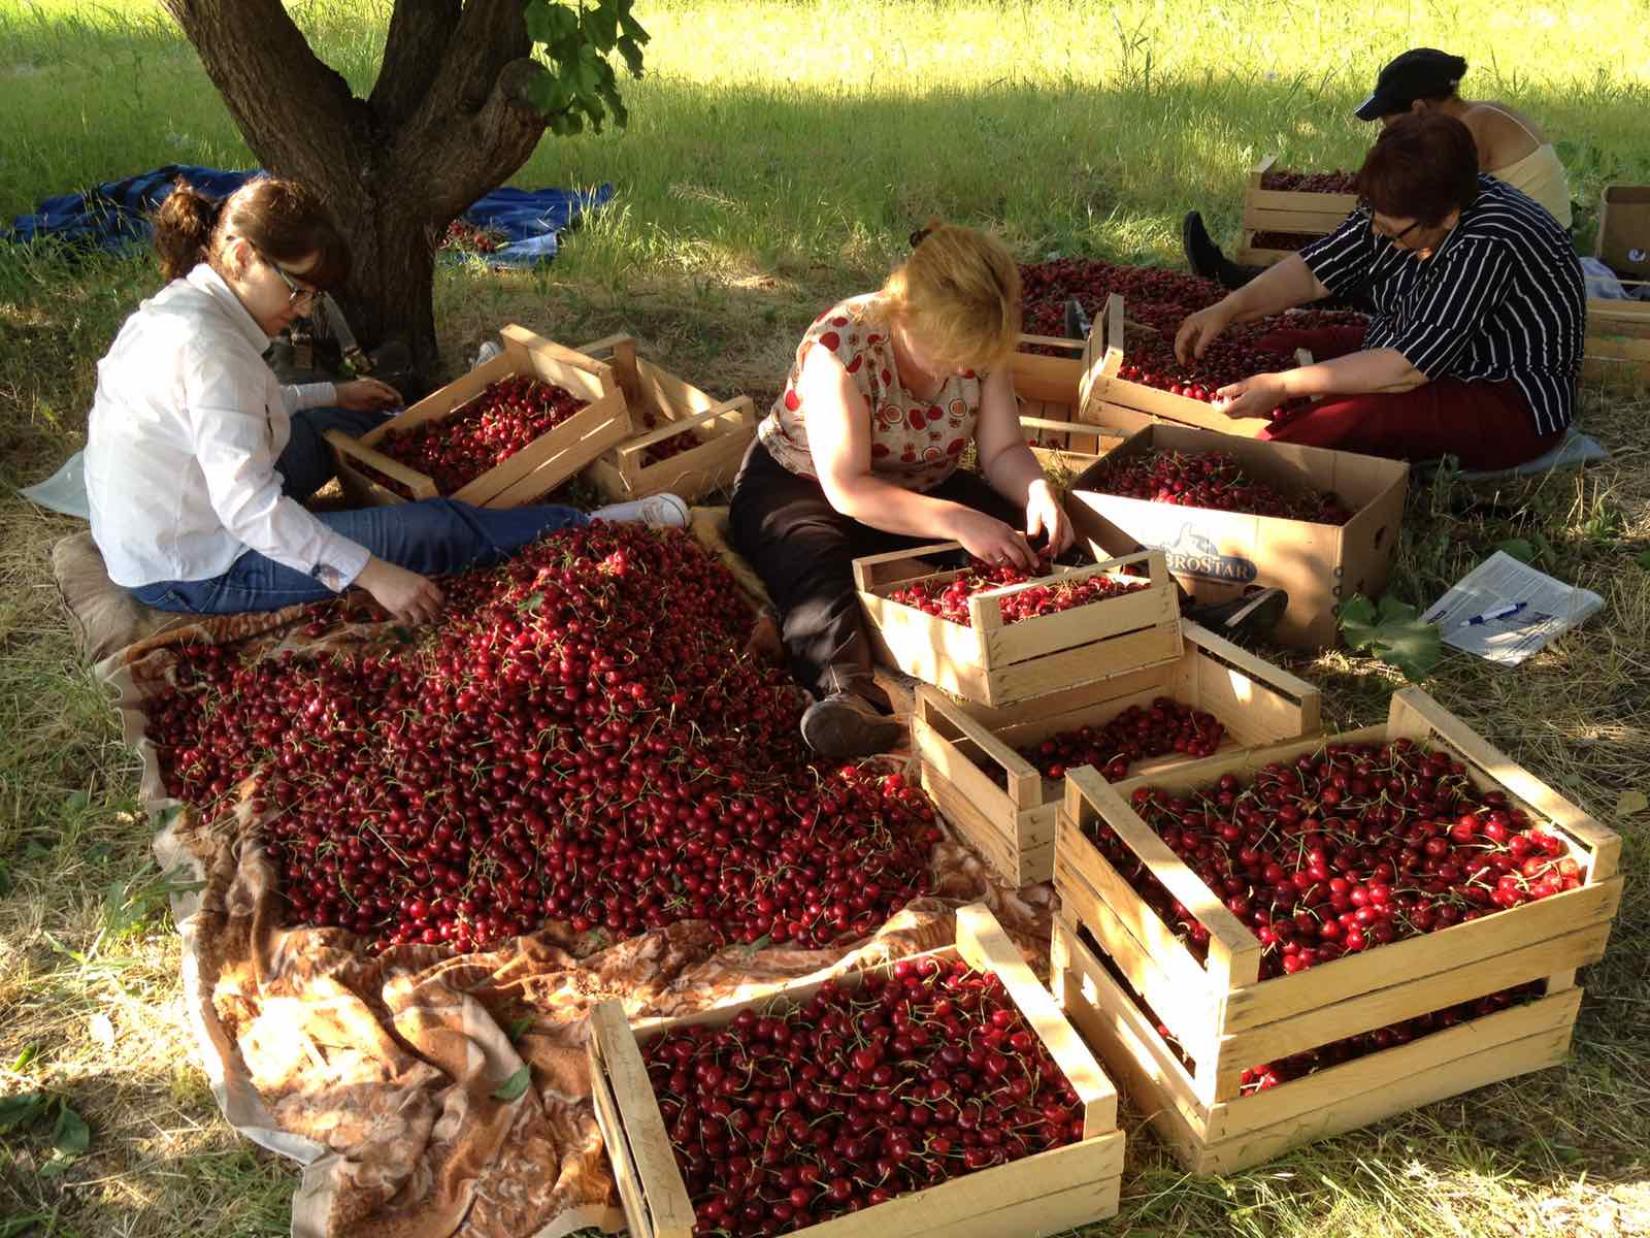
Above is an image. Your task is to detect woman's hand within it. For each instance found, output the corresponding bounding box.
[950,508,1038,571]
[1213,372,1289,420]
[1025,480,1075,555]
[356,557,444,624]
[1174,302,1235,366]
[336,377,403,412]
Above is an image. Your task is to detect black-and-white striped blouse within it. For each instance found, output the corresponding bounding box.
[1300,177,1585,437]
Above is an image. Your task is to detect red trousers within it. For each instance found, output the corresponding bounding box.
[1256,326,1566,471]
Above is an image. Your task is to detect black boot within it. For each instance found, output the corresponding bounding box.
[1181,212,1260,291]
[1185,587,1290,646]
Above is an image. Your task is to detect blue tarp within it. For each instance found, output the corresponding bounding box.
[6,164,613,267]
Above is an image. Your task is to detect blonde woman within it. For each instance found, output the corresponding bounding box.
[730,225,1074,757]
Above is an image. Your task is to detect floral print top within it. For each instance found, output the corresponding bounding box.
[757,294,982,492]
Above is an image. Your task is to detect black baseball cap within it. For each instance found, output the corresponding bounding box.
[1355,49,1468,121]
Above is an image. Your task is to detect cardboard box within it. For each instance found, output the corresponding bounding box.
[1596,184,1650,281]
[1066,423,1408,649]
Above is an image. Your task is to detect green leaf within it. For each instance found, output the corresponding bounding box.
[491,1065,533,1103]
[585,3,619,49]
[51,1103,90,1157]
[1339,594,1444,682]
[1636,549,1650,571]
[518,591,545,614]
[12,1044,40,1073]
[0,1092,50,1131]
[506,1015,536,1044]
[0,1214,51,1238]
[1496,537,1535,563]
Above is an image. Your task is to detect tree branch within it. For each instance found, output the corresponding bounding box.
[369,0,463,128]
[162,0,371,183]
[401,58,550,221]
[407,0,532,133]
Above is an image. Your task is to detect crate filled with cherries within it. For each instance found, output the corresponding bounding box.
[853,543,1182,707]
[1049,688,1622,1173]
[327,325,631,508]
[587,904,1125,1238]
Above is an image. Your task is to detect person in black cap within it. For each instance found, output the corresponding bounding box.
[1183,48,1572,288]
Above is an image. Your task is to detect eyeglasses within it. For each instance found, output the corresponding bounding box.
[240,239,321,307]
[1361,204,1422,245]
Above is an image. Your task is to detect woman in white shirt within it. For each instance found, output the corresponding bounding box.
[84,177,684,624]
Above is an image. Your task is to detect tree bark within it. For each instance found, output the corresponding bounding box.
[161,0,549,383]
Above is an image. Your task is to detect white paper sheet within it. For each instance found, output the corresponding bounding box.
[1422,551,1604,666]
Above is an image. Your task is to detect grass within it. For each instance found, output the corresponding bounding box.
[0,1,1647,1235]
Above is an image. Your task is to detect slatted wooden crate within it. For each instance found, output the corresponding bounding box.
[576,333,757,502]
[853,543,1181,707]
[1011,332,1123,477]
[1583,295,1650,387]
[911,621,1321,886]
[1052,917,1583,1174]
[1050,687,1621,1172]
[327,324,632,508]
[587,903,1126,1238]
[1078,294,1311,439]
[1232,155,1358,268]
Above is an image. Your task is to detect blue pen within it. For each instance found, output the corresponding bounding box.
[1459,601,1527,627]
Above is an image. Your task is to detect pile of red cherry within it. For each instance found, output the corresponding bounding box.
[376,374,587,494]
[1081,738,1584,981]
[440,219,509,254]
[1016,258,1368,406]
[1260,168,1359,194]
[886,555,1146,627]
[1089,448,1353,525]
[142,524,941,953]
[643,957,1085,1237]
[1016,699,1226,783]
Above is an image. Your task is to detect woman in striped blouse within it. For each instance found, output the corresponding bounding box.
[1174,114,1584,471]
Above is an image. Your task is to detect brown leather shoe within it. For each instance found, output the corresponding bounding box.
[800,692,905,758]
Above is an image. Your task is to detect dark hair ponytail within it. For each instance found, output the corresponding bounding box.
[153,179,223,283]
[151,176,350,289]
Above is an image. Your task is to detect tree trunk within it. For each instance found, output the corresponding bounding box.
[161,0,548,385]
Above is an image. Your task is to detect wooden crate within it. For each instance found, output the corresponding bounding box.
[1067,422,1409,649]
[576,333,757,502]
[586,903,1125,1238]
[1051,916,1583,1174]
[1077,294,1311,439]
[1051,687,1621,1132]
[911,621,1321,887]
[853,543,1181,707]
[1011,332,1123,477]
[1231,155,1358,267]
[1584,295,1650,386]
[326,324,632,508]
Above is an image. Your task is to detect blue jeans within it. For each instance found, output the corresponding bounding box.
[132,407,590,615]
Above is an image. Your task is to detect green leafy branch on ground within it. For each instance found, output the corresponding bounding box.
[1338,594,1443,682]
[0,1089,91,1178]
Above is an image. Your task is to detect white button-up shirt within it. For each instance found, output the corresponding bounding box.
[85,263,371,591]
